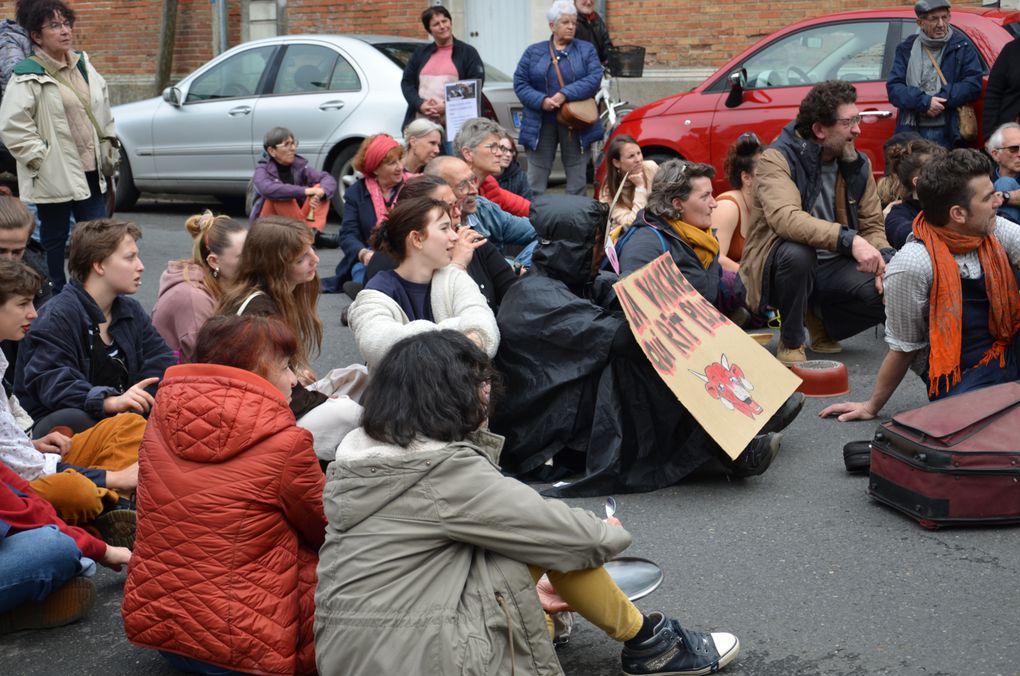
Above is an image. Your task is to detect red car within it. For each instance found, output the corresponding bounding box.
[599,7,1020,193]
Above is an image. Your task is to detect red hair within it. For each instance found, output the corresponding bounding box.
[192,315,298,379]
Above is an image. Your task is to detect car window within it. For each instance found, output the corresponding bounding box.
[742,21,891,89]
[273,44,355,95]
[328,55,362,91]
[186,46,275,103]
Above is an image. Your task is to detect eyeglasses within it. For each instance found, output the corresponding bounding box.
[454,175,479,192]
[996,145,1020,154]
[482,142,509,155]
[836,115,862,127]
[498,144,513,155]
[45,20,73,31]
[274,140,298,150]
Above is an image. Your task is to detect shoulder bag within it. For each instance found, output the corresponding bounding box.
[923,47,978,142]
[30,55,121,176]
[548,42,598,131]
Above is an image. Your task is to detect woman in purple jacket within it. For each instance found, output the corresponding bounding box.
[251,127,338,247]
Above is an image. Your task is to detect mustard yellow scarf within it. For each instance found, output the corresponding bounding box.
[664,217,719,269]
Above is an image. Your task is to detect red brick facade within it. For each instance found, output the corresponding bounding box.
[0,0,985,81]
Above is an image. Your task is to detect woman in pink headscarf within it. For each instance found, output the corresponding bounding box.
[324,134,409,294]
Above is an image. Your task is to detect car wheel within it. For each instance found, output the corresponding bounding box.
[113,148,140,212]
[645,151,680,166]
[329,144,359,218]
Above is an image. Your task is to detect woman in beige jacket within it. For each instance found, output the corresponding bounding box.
[315,330,740,676]
[0,1,116,292]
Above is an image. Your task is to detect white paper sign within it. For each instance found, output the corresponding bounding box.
[445,79,481,142]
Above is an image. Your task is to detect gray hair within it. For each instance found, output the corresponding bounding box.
[645,159,716,219]
[403,118,444,149]
[453,117,506,158]
[263,126,295,150]
[986,122,1020,155]
[547,0,577,23]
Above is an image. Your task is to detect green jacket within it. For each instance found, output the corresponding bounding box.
[315,428,632,676]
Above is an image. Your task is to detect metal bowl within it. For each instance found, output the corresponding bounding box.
[604,557,664,601]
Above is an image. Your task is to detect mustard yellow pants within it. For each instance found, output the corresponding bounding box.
[29,413,145,523]
[528,565,644,642]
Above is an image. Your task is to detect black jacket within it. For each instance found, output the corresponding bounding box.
[983,38,1020,141]
[575,11,613,65]
[492,195,718,497]
[400,38,485,129]
[1,241,53,393]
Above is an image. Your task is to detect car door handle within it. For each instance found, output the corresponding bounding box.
[859,110,892,118]
[319,101,346,111]
[228,105,252,116]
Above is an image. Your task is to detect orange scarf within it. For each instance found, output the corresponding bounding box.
[912,213,1020,397]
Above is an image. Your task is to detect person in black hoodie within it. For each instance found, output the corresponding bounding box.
[982,37,1020,142]
[492,195,799,497]
[884,138,945,249]
[574,0,613,66]
[495,132,534,202]
[400,6,485,133]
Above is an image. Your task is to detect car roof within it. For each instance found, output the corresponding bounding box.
[225,33,428,48]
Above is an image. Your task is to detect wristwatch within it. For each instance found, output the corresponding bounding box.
[1002,190,1012,204]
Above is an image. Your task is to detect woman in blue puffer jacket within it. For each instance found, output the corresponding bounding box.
[514,0,603,197]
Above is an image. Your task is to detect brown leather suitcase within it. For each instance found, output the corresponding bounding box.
[868,382,1020,529]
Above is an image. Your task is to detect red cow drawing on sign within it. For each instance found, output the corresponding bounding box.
[689,354,763,419]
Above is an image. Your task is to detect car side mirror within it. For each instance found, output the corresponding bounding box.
[725,70,746,109]
[162,86,182,107]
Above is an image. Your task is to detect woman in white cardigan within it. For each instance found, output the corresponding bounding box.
[348,196,499,370]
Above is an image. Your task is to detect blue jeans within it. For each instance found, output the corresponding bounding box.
[35,171,107,292]
[0,525,83,613]
[159,652,254,675]
[916,124,951,149]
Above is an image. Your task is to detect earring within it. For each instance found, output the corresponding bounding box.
[212,268,220,278]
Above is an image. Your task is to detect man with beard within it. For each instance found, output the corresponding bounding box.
[887,0,982,149]
[822,149,1016,421]
[739,80,893,366]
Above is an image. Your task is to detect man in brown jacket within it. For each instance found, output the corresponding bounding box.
[740,80,893,365]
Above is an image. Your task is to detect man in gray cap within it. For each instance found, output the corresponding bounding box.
[886,0,982,148]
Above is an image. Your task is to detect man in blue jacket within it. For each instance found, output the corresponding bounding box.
[886,0,982,149]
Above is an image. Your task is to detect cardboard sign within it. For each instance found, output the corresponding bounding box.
[614,253,801,459]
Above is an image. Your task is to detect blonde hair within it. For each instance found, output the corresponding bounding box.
[215,216,322,370]
[180,210,247,299]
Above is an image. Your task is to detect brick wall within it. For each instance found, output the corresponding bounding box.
[0,0,990,88]
[605,0,985,69]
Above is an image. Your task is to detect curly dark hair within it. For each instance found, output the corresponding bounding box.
[889,138,944,193]
[17,0,75,44]
[361,330,502,447]
[917,148,994,227]
[794,80,858,140]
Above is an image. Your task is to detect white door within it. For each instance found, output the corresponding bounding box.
[463,0,531,76]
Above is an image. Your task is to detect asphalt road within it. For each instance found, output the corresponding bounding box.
[1,197,1019,676]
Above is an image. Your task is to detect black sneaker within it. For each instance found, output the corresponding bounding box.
[729,432,782,478]
[92,508,136,549]
[342,281,363,300]
[760,392,805,435]
[621,612,739,675]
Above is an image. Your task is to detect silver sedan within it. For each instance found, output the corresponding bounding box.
[113,33,521,215]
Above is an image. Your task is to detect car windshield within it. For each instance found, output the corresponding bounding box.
[372,42,512,82]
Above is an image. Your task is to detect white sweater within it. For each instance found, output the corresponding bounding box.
[349,265,500,370]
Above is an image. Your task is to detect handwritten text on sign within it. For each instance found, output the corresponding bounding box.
[614,253,800,459]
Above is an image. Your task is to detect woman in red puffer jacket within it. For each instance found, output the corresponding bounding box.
[121,315,325,676]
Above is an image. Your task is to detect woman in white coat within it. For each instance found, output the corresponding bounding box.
[348,195,499,370]
[0,1,116,292]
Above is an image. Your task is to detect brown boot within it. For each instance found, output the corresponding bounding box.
[776,342,807,367]
[0,577,96,635]
[806,311,842,354]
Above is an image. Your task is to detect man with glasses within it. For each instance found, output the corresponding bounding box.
[740,80,893,367]
[986,122,1020,224]
[887,0,982,149]
[427,154,537,265]
[454,118,531,218]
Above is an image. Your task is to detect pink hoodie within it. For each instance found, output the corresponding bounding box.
[151,261,215,362]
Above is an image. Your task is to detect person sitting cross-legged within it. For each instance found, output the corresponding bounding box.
[314,329,741,676]
[822,149,1018,422]
[15,218,175,432]
[987,122,1020,224]
[0,258,142,538]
